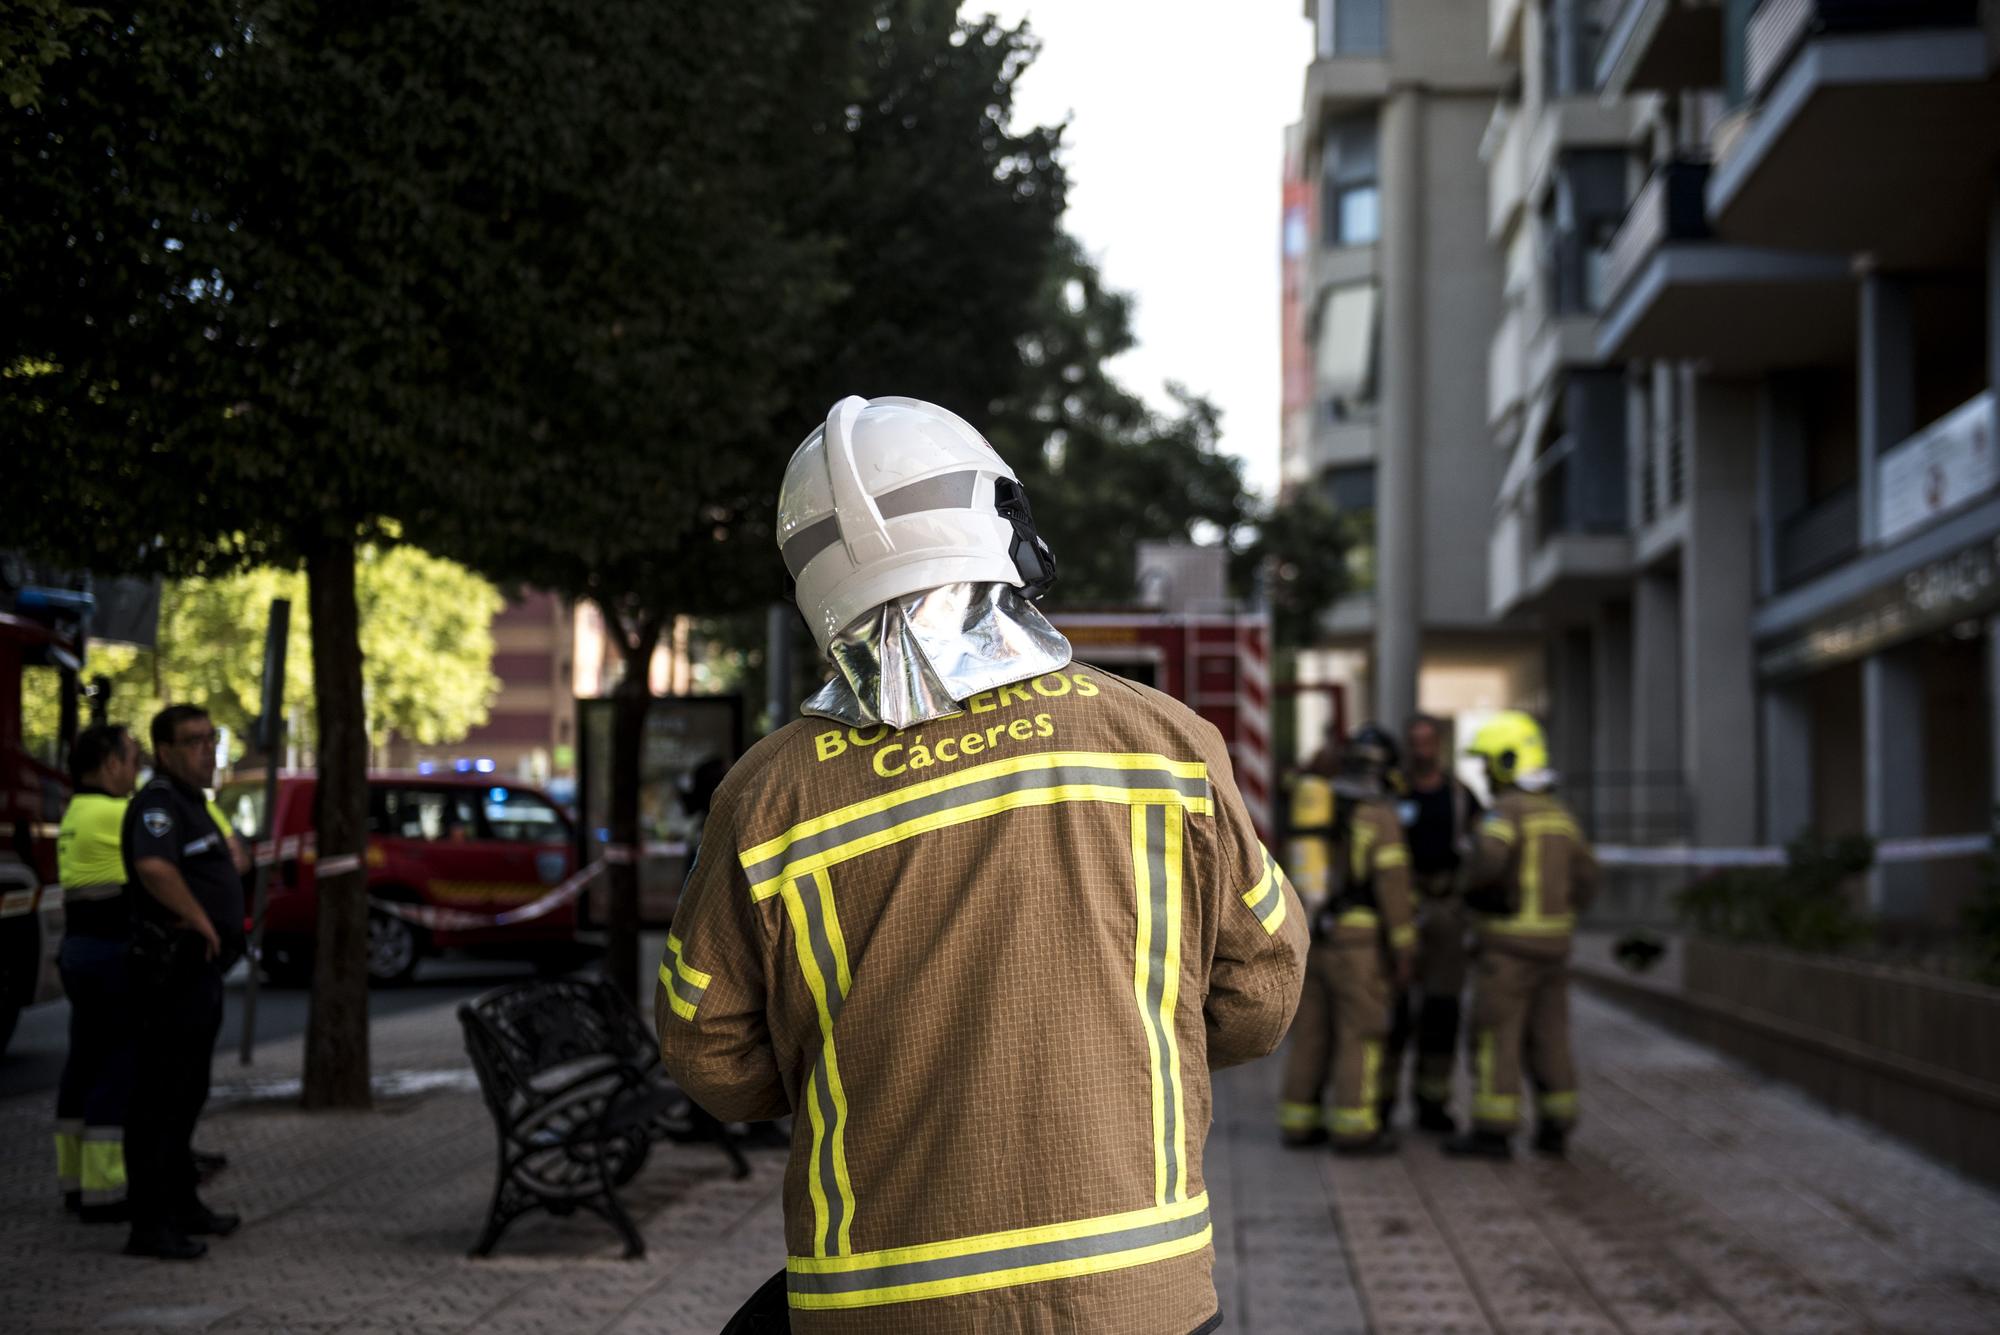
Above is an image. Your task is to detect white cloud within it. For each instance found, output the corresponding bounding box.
[980,2,1314,499]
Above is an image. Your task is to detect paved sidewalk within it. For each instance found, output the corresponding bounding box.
[6,988,2000,1333]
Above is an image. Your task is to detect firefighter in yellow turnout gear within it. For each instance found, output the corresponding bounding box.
[1446,711,1599,1160]
[1278,725,1415,1154]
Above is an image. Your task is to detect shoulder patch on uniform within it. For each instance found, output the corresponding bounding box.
[143,808,173,838]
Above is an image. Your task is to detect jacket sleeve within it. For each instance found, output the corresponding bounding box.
[1463,804,1519,915]
[1369,806,1416,955]
[1191,724,1309,1070]
[654,802,789,1122]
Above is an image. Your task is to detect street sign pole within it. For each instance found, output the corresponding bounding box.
[239,597,290,1065]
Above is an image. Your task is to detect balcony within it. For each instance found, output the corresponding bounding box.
[1598,160,1853,370]
[1492,434,1634,618]
[1597,0,1724,95]
[1745,0,1980,101]
[1775,485,1860,589]
[1710,0,2000,267]
[1488,307,1526,437]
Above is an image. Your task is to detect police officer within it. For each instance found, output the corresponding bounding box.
[1446,711,1598,1160]
[1277,724,1415,1154]
[1380,713,1483,1134]
[122,704,245,1259]
[54,723,143,1222]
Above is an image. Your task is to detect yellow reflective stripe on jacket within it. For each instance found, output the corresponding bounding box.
[1487,811,1582,937]
[1277,1100,1322,1131]
[1478,815,1517,846]
[1389,922,1417,950]
[785,1193,1213,1310]
[1131,805,1188,1206]
[657,933,712,1022]
[1239,844,1288,935]
[780,870,857,1258]
[1349,817,1375,885]
[739,751,1212,900]
[1333,908,1379,929]
[56,793,127,888]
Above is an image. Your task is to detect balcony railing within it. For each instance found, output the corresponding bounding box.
[1775,484,1860,588]
[1746,0,1981,100]
[1533,433,1630,546]
[1602,160,1712,309]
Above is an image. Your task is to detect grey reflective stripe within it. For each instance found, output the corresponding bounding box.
[63,883,124,904]
[781,516,841,578]
[183,834,218,856]
[779,470,982,577]
[664,964,705,1012]
[1243,851,1283,919]
[82,1125,121,1141]
[743,764,1210,887]
[1140,805,1181,1199]
[797,870,849,1253]
[786,1204,1211,1297]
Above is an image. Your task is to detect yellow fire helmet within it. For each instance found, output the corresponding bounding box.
[1466,710,1548,788]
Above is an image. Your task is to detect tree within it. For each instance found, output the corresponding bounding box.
[5,0,814,1102]
[21,547,501,759]
[441,1,1075,1000]
[0,2,104,109]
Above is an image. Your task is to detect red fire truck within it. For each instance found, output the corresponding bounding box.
[1048,609,1274,845]
[0,603,84,1052]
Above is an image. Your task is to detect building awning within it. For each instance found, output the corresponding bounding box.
[1315,282,1378,403]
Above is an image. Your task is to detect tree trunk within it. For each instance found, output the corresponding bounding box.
[302,539,372,1109]
[603,605,664,1005]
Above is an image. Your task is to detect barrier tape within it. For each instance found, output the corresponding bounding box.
[369,859,608,931]
[598,840,689,866]
[1597,832,1992,869]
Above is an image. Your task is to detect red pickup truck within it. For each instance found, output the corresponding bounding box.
[217,771,587,985]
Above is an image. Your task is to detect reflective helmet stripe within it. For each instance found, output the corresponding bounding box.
[781,470,983,577]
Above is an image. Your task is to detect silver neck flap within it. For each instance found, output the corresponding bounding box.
[801,582,1073,730]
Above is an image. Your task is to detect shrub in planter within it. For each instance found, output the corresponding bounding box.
[1675,832,1874,953]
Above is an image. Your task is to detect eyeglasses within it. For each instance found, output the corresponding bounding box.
[174,730,220,748]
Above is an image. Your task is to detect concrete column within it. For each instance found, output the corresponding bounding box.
[1374,88,1425,728]
[1652,361,1677,511]
[1760,685,1812,846]
[1863,646,1926,917]
[1683,378,1760,847]
[1990,613,2000,844]
[1858,274,1915,547]
[1626,366,1651,527]
[1548,626,1595,787]
[1633,569,1682,830]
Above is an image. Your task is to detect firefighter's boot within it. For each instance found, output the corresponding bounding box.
[1332,1128,1400,1157]
[1415,1098,1456,1135]
[1533,1122,1568,1158]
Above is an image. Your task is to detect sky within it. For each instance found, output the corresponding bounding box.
[980,3,1316,500]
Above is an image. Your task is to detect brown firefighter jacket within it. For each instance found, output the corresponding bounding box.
[1464,789,1600,959]
[656,665,1309,1335]
[1322,796,1416,960]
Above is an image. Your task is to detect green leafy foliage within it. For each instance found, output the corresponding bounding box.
[1232,488,1359,648]
[1675,832,1876,953]
[0,2,106,109]
[20,548,500,756]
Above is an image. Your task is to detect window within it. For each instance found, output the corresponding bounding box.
[480,787,568,843]
[1547,151,1628,315]
[1320,114,1379,248]
[1542,0,1613,98]
[370,787,478,842]
[1316,0,1385,58]
[1322,463,1377,514]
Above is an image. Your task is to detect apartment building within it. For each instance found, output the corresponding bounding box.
[1286,0,1542,743]
[1494,0,2000,922]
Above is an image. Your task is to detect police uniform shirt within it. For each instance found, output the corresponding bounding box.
[57,786,131,938]
[122,773,246,969]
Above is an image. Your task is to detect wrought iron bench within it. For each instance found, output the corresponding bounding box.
[458,975,746,1259]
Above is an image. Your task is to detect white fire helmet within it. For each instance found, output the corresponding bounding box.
[778,395,1057,653]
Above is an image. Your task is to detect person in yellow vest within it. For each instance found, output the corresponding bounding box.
[54,723,144,1221]
[1446,711,1599,1160]
[1277,724,1415,1154]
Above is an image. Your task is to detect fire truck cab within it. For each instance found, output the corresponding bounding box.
[0,594,89,1053]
